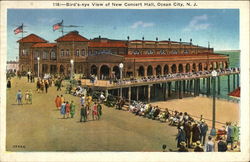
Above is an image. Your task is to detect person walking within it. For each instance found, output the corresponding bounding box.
[36,79,41,93]
[184,121,192,148]
[7,78,11,88]
[191,122,201,145]
[70,101,76,118]
[25,90,29,104]
[60,101,66,118]
[205,136,215,152]
[65,101,70,118]
[200,120,208,146]
[40,80,44,93]
[55,95,61,110]
[97,102,102,120]
[233,122,240,149]
[80,105,87,122]
[176,126,186,148]
[226,122,234,150]
[92,102,98,120]
[16,90,22,105]
[45,80,49,93]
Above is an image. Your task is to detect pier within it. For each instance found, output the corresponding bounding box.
[81,69,240,103]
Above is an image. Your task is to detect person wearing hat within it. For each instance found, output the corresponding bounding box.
[178,141,188,152]
[226,122,234,150]
[218,136,228,152]
[194,141,204,152]
[176,126,186,148]
[200,120,208,146]
[184,121,192,148]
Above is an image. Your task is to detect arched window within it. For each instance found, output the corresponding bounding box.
[42,51,48,60]
[184,50,189,54]
[133,50,140,55]
[50,50,56,60]
[66,49,70,56]
[172,50,178,54]
[147,50,154,54]
[75,49,80,56]
[60,49,64,57]
[81,49,85,56]
[160,50,166,54]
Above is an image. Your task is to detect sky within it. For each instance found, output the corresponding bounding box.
[7,9,239,61]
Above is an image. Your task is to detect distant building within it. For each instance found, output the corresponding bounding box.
[6,60,19,72]
[17,30,229,79]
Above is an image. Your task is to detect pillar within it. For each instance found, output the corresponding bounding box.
[136,86,139,101]
[207,77,210,96]
[128,86,131,105]
[147,85,151,103]
[189,80,193,94]
[217,76,220,95]
[179,80,182,99]
[236,74,240,87]
[183,80,186,94]
[227,75,230,94]
[165,83,168,100]
[233,74,236,90]
[168,82,171,97]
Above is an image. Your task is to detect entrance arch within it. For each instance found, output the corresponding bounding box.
[59,65,65,74]
[91,65,98,75]
[113,66,120,79]
[156,65,162,76]
[147,65,153,76]
[171,64,177,73]
[178,64,183,73]
[198,63,202,71]
[164,65,169,74]
[192,63,196,72]
[186,64,190,73]
[100,65,110,80]
[138,66,144,77]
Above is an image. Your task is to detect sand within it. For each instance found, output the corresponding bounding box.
[151,96,239,128]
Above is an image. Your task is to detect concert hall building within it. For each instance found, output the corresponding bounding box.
[17,30,229,79]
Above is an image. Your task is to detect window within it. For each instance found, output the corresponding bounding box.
[88,50,92,55]
[75,49,80,56]
[22,49,28,56]
[184,50,189,54]
[66,49,70,56]
[42,51,48,60]
[60,49,64,57]
[172,50,178,54]
[81,49,85,56]
[50,50,56,60]
[160,50,166,55]
[147,50,154,55]
[133,50,140,55]
[34,51,39,59]
[94,50,99,55]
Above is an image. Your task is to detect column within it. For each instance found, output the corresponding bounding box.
[227,75,230,94]
[189,80,193,94]
[136,86,139,101]
[207,77,210,96]
[147,85,151,103]
[165,82,168,100]
[197,79,200,96]
[183,80,186,94]
[128,86,131,105]
[217,76,221,95]
[179,80,182,99]
[233,74,236,90]
[168,82,171,97]
[236,74,240,87]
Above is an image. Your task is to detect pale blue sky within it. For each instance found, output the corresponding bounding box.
[7,9,239,60]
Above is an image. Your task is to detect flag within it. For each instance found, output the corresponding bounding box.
[53,20,63,31]
[14,24,23,35]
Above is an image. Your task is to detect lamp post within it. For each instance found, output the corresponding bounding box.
[119,63,124,98]
[37,57,40,78]
[210,70,218,136]
[70,59,74,80]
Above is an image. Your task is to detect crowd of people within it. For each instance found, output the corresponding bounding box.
[109,68,240,86]
[123,100,240,152]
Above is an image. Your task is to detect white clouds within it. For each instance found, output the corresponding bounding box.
[183,14,210,31]
[130,21,155,29]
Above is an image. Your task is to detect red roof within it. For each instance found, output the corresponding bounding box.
[89,41,127,48]
[17,34,47,43]
[228,87,240,98]
[55,31,89,42]
[32,43,57,48]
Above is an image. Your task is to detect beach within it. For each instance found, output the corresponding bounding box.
[151,96,239,129]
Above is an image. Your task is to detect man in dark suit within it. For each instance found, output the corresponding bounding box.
[200,120,208,145]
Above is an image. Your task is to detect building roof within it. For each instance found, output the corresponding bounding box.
[17,34,47,43]
[55,31,89,42]
[89,41,127,48]
[32,43,57,48]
